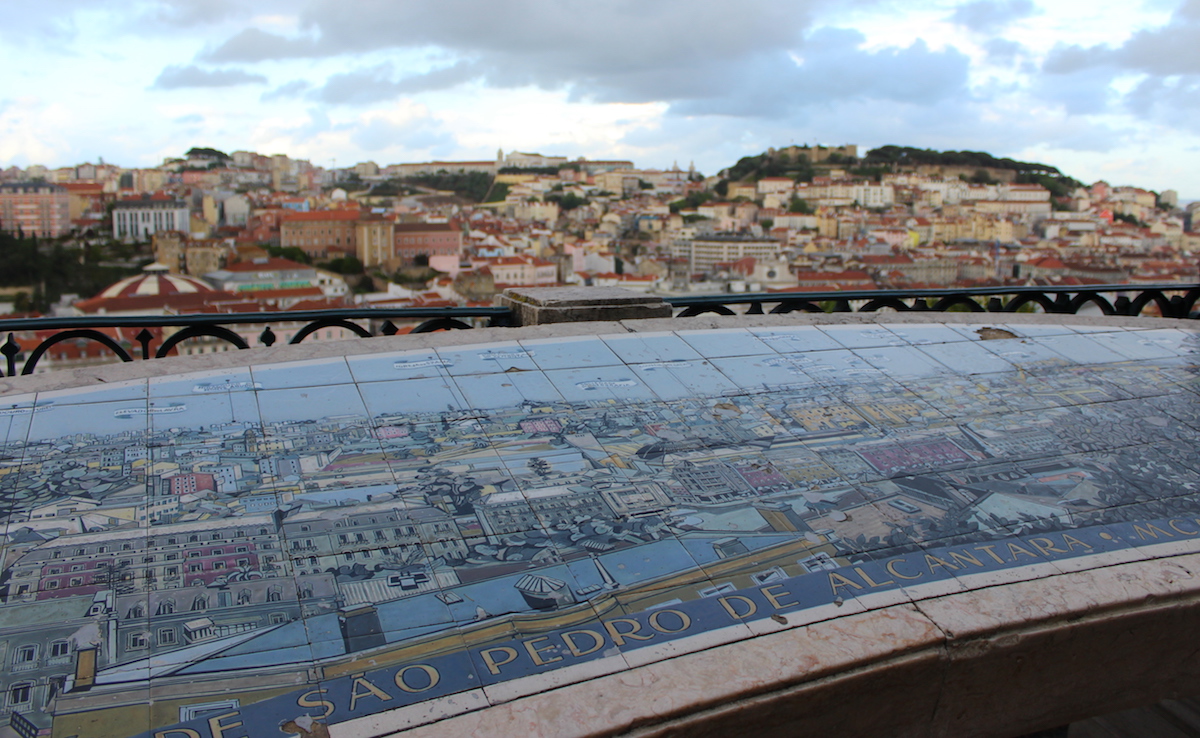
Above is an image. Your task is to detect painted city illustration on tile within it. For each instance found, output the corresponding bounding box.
[0,323,1198,737]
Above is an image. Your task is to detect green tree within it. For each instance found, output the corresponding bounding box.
[788,196,813,214]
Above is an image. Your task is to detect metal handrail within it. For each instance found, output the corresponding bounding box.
[1,283,1197,377]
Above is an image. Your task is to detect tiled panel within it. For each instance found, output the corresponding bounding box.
[2,322,1200,738]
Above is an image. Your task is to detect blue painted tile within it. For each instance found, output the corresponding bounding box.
[520,336,624,371]
[600,331,704,364]
[816,324,906,349]
[437,341,540,376]
[250,357,354,390]
[675,328,775,358]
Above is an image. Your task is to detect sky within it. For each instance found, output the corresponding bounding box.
[3,0,1200,199]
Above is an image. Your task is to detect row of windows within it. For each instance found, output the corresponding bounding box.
[45,530,274,558]
[12,640,70,665]
[126,588,285,618]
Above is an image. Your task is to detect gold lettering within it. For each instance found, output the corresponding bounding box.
[1027,537,1067,556]
[523,637,564,667]
[649,609,691,634]
[296,689,335,719]
[974,544,1005,563]
[207,712,244,738]
[854,567,894,588]
[1133,523,1174,540]
[394,664,441,693]
[1060,534,1093,553]
[603,618,655,646]
[349,673,393,712]
[717,595,757,620]
[760,585,799,610]
[155,732,201,738]
[1006,542,1039,560]
[479,646,519,675]
[1169,519,1199,536]
[561,629,605,657]
[829,571,865,594]
[885,559,923,580]
[924,554,958,573]
[946,550,983,568]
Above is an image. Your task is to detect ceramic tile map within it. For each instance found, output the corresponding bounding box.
[0,322,1199,737]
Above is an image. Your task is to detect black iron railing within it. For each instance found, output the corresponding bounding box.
[0,283,1196,376]
[666,282,1200,319]
[0,306,514,376]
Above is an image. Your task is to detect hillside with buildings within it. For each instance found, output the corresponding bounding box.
[0,143,1195,368]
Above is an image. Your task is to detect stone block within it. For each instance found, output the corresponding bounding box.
[498,286,672,325]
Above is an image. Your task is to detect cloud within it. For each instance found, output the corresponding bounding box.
[669,28,970,118]
[261,80,312,102]
[1043,0,1200,77]
[199,0,829,108]
[152,65,268,89]
[201,2,967,118]
[950,0,1036,33]
[1039,2,1200,125]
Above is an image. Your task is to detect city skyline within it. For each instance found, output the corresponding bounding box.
[4,1,1200,199]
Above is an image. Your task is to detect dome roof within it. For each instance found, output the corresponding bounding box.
[97,264,216,299]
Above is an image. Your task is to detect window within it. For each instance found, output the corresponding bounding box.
[156,599,175,615]
[14,645,36,664]
[236,546,248,553]
[269,612,287,624]
[69,577,82,587]
[213,562,226,570]
[48,568,61,575]
[128,603,145,619]
[46,581,59,589]
[189,563,203,573]
[50,641,69,658]
[166,566,179,577]
[143,556,155,563]
[128,632,147,649]
[166,553,179,561]
[337,534,348,544]
[191,597,207,612]
[9,683,32,707]
[158,628,177,646]
[188,551,201,558]
[75,548,85,556]
[122,543,132,551]
[211,549,223,556]
[211,533,221,541]
[71,565,83,572]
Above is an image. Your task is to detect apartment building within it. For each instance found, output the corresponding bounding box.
[0,181,71,237]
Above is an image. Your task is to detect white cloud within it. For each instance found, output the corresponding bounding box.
[152,64,268,89]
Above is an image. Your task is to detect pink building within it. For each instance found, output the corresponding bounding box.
[0,181,71,237]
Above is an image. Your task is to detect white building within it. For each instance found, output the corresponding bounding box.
[112,197,189,241]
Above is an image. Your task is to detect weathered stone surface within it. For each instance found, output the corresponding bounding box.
[498,286,672,325]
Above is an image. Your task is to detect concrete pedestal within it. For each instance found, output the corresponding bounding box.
[497,286,672,326]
